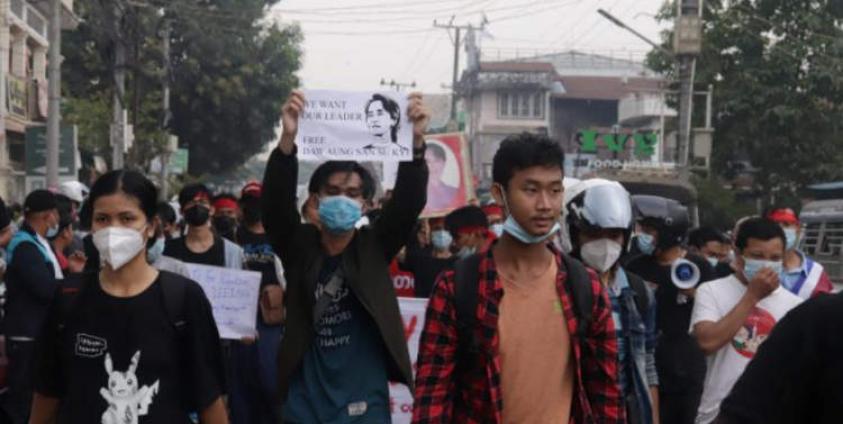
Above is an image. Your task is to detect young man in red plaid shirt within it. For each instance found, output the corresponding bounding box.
[412,133,623,423]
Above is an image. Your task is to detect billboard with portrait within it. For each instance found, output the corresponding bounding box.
[422,133,474,217]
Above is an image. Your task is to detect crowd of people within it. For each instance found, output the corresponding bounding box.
[0,90,837,423]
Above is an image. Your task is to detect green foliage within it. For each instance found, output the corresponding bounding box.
[693,176,756,230]
[647,0,843,202]
[61,0,302,175]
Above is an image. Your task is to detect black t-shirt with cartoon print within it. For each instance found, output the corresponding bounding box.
[33,271,225,423]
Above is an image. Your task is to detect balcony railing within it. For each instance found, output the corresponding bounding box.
[618,94,677,125]
[8,0,48,40]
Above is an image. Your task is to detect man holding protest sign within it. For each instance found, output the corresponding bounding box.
[263,89,430,422]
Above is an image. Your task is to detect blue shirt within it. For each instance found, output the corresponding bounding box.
[782,251,809,293]
[609,269,630,394]
[284,256,391,424]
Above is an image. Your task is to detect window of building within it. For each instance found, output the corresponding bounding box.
[497,91,546,119]
[499,93,509,116]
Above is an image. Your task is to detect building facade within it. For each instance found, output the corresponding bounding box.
[460,49,679,187]
[0,0,76,203]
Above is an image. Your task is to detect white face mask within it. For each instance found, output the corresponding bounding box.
[580,238,623,273]
[93,226,147,270]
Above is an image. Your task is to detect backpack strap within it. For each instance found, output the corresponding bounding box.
[55,272,96,332]
[561,253,593,337]
[453,253,482,369]
[625,270,650,317]
[158,271,188,337]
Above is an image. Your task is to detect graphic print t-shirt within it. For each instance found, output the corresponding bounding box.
[33,272,225,423]
[237,228,283,290]
[284,255,391,424]
[690,275,803,424]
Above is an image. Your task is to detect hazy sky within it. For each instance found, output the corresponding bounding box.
[269,0,671,93]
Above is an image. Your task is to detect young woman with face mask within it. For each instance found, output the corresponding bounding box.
[30,170,228,424]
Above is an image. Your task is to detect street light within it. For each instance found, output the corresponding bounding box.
[597,9,673,58]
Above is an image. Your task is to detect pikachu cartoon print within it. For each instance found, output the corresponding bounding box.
[100,351,160,424]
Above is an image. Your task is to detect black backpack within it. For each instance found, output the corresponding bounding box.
[55,271,189,347]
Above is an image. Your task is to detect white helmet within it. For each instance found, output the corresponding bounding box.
[59,181,89,204]
[561,178,633,253]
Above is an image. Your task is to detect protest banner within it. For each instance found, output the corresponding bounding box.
[296,90,413,162]
[422,133,474,217]
[185,264,261,340]
[390,297,429,423]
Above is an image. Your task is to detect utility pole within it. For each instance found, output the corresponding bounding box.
[111,2,127,170]
[46,0,61,188]
[0,0,9,200]
[598,4,704,176]
[434,17,486,129]
[159,12,172,201]
[674,0,704,173]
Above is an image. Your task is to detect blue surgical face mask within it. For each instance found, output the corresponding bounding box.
[490,223,504,237]
[147,237,165,264]
[496,184,561,245]
[457,245,477,259]
[318,195,362,234]
[46,224,59,239]
[636,233,656,255]
[783,228,799,251]
[742,257,783,282]
[431,230,453,250]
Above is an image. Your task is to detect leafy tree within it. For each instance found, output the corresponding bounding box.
[647,0,843,207]
[61,0,302,176]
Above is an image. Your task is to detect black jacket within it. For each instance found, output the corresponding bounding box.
[4,224,60,339]
[262,148,428,402]
[718,292,843,424]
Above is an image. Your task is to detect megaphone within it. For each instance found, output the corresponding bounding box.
[671,258,700,290]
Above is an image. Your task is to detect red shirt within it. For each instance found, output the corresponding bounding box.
[412,245,624,423]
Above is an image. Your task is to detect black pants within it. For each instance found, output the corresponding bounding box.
[1,341,34,424]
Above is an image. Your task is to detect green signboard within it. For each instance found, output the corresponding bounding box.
[578,129,659,158]
[169,148,189,175]
[25,125,78,177]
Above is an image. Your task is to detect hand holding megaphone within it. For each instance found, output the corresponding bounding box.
[671,258,700,290]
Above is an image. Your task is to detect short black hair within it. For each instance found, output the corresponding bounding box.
[308,161,377,201]
[365,93,401,142]
[492,132,564,188]
[689,226,728,249]
[735,217,786,251]
[156,201,177,225]
[428,143,446,162]
[445,206,489,234]
[179,183,211,208]
[51,194,74,239]
[88,170,159,221]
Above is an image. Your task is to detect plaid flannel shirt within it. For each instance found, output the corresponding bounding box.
[412,246,624,424]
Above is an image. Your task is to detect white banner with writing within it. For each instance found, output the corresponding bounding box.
[185,264,261,340]
[296,89,413,162]
[390,297,429,423]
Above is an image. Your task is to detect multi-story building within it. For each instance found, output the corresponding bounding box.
[460,48,679,187]
[0,0,77,203]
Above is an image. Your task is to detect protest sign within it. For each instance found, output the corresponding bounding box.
[390,297,429,423]
[422,133,474,217]
[296,90,413,162]
[185,264,261,340]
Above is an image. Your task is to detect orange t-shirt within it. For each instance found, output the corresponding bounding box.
[498,258,575,424]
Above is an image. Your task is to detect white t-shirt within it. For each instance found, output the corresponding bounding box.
[689,275,803,424]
